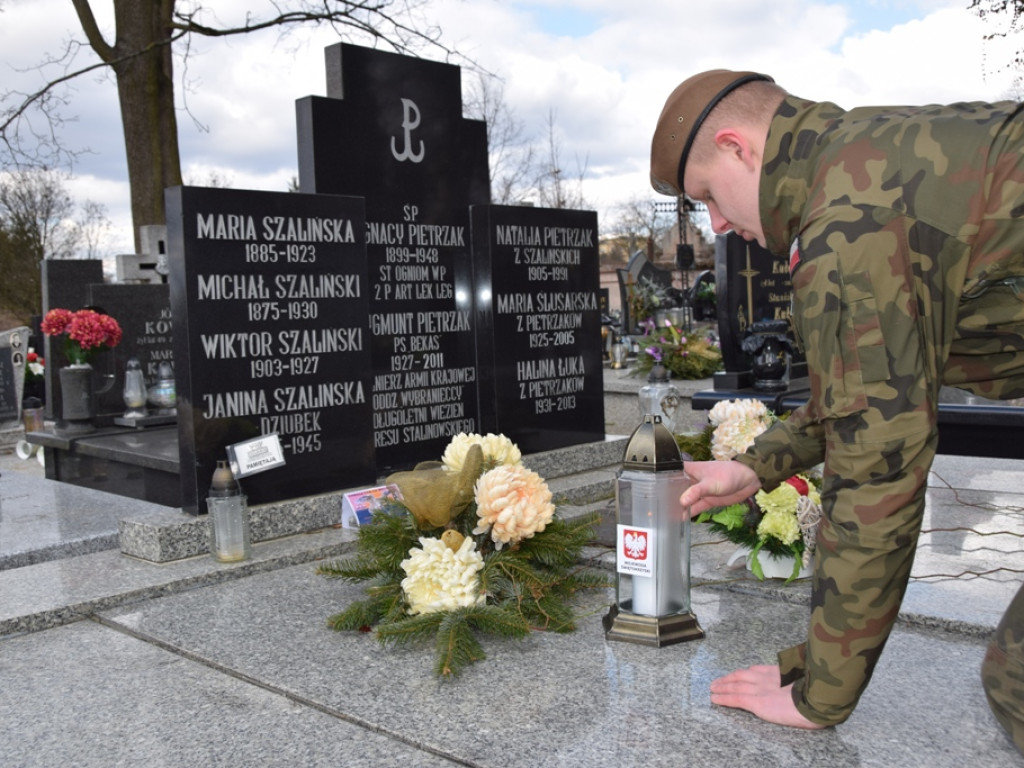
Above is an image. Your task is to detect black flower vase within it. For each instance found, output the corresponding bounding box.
[58,364,97,435]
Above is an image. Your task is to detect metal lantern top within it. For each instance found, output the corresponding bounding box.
[622,414,683,472]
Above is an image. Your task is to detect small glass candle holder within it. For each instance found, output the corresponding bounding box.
[207,460,251,563]
[122,358,148,418]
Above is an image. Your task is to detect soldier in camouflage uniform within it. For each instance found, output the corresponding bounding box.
[649,69,1024,748]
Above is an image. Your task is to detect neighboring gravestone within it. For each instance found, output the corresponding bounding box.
[87,283,173,419]
[296,43,489,473]
[166,185,374,515]
[714,233,805,387]
[0,327,30,429]
[40,259,105,420]
[471,205,605,452]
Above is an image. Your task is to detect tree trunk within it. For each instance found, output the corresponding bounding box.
[110,0,181,251]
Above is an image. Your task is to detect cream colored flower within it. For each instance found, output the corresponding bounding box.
[473,464,555,549]
[442,432,522,472]
[708,399,773,461]
[400,536,486,615]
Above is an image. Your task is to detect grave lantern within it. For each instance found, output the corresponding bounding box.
[638,363,681,434]
[603,414,704,646]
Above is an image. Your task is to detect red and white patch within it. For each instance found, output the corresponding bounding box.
[789,237,801,274]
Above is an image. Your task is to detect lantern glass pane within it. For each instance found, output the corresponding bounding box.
[613,468,692,617]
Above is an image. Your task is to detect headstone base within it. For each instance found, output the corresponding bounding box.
[118,436,627,563]
[0,424,22,451]
[119,491,341,563]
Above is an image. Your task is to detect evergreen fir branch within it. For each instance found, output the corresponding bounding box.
[516,512,601,567]
[326,582,405,631]
[485,552,552,596]
[365,581,407,622]
[434,610,486,677]
[546,567,613,596]
[327,599,383,631]
[316,554,390,583]
[354,505,421,573]
[375,612,445,647]
[519,590,576,632]
[463,603,531,639]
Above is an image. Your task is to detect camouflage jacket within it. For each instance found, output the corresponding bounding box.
[734,95,1024,725]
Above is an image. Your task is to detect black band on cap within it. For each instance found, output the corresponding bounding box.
[676,73,773,194]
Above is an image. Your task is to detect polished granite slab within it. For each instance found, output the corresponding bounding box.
[2,449,1023,765]
[1,564,1005,767]
[0,619,456,768]
[0,464,172,570]
[0,526,357,636]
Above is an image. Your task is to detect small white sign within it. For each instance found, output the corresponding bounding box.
[341,485,403,528]
[616,524,655,578]
[227,433,286,478]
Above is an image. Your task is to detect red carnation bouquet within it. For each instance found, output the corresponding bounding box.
[41,308,123,366]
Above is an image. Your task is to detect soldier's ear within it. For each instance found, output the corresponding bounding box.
[712,128,758,170]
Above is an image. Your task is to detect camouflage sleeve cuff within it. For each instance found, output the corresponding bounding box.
[778,642,807,686]
[733,408,826,490]
[780,644,854,727]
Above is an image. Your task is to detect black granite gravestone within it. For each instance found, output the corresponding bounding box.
[296,43,489,472]
[714,233,805,387]
[40,260,105,420]
[166,186,374,514]
[87,284,173,418]
[471,205,605,452]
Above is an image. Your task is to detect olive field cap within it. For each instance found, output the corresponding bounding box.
[650,69,774,196]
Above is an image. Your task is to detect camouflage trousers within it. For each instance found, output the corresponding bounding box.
[983,581,1024,755]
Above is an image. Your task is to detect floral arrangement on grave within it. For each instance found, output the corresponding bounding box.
[687,399,823,583]
[41,308,122,366]
[316,432,610,677]
[627,275,672,327]
[25,349,45,382]
[632,317,722,380]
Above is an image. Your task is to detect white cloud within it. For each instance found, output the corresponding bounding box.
[3,0,1023,252]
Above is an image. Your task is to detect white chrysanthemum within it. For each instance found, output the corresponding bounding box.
[708,399,773,461]
[708,398,770,427]
[473,464,555,549]
[400,536,486,615]
[441,432,522,472]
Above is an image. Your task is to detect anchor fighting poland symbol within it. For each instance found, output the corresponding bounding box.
[391,98,425,163]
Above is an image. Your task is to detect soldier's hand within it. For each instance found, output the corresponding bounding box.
[710,665,827,729]
[679,460,761,517]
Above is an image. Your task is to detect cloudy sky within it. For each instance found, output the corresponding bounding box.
[2,0,1022,255]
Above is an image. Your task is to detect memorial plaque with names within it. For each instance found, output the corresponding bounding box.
[87,284,173,418]
[715,233,804,373]
[296,43,489,473]
[472,205,605,452]
[166,186,374,515]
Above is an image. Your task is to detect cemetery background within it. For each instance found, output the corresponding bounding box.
[0,43,641,557]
